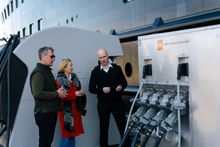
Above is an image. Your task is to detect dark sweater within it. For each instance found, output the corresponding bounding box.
[89,63,127,103]
[30,63,60,113]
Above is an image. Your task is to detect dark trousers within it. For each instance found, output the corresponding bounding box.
[97,101,130,147]
[34,112,57,147]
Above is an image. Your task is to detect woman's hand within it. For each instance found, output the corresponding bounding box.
[75,90,84,96]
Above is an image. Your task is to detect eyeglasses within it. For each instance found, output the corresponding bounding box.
[48,55,55,59]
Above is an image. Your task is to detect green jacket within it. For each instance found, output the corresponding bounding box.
[30,63,60,113]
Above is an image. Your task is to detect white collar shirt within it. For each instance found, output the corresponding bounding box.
[100,63,113,73]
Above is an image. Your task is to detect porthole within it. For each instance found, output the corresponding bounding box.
[125,62,132,77]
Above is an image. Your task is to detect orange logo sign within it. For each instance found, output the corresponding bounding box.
[157,39,164,51]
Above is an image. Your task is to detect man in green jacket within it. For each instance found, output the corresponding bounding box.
[30,46,66,147]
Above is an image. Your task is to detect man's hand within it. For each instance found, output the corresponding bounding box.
[103,87,111,94]
[57,85,67,98]
[116,85,122,92]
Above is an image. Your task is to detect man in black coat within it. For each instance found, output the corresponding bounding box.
[89,48,129,147]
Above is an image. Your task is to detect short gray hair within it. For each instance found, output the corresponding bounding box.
[38,46,54,60]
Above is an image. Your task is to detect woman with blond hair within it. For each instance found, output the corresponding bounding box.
[56,58,84,147]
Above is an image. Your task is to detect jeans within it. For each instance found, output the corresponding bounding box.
[59,137,75,147]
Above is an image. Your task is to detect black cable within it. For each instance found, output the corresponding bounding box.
[0,120,6,137]
[140,109,168,147]
[131,123,144,147]
[153,127,167,147]
[0,37,7,43]
[6,35,19,147]
[0,36,14,140]
[0,36,14,77]
[119,106,147,147]
[140,125,155,147]
[6,41,13,147]
[118,121,135,147]
[0,35,20,147]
